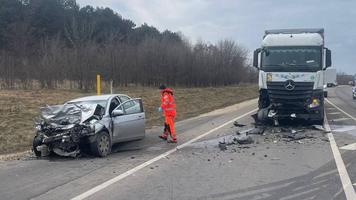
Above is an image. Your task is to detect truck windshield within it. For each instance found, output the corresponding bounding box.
[261,46,322,72]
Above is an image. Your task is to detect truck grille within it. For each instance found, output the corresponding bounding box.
[267,81,314,104]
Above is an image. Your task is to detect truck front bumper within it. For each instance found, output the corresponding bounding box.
[268,89,324,120]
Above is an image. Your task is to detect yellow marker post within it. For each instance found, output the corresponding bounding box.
[96,74,101,95]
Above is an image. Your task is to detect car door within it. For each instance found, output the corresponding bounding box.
[111,99,145,142]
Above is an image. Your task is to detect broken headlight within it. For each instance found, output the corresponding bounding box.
[308,98,320,108]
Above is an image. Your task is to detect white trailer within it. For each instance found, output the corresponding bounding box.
[325,68,337,87]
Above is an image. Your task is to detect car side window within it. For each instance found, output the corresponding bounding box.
[122,100,142,115]
[119,96,130,103]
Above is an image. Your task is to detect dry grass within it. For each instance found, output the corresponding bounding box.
[0,85,258,155]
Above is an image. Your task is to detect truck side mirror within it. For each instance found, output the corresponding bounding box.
[253,48,261,69]
[325,48,332,68]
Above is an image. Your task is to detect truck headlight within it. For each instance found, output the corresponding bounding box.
[308,98,320,108]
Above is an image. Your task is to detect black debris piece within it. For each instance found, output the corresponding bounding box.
[282,132,306,140]
[247,127,265,135]
[218,142,227,151]
[233,121,246,127]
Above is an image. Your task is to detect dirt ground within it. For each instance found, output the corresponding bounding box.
[0,85,258,155]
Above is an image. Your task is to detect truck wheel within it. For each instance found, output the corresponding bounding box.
[258,90,270,109]
[32,135,42,157]
[324,91,328,98]
[90,131,111,157]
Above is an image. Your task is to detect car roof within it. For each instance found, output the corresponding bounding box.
[68,94,129,102]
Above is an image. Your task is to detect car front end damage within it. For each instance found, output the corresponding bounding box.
[33,103,107,157]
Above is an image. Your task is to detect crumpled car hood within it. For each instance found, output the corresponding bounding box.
[39,103,99,129]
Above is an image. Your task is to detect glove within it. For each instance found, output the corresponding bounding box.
[158,107,163,112]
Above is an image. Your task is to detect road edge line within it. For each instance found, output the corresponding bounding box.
[324,112,356,200]
[71,108,257,200]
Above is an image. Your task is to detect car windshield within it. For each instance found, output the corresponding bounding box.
[262,46,322,72]
[67,100,108,110]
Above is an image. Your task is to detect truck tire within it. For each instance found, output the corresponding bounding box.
[258,90,270,109]
[32,135,42,157]
[90,131,111,157]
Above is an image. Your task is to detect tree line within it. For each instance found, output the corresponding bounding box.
[0,0,256,90]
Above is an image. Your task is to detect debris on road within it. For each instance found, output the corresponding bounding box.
[218,142,227,151]
[233,121,246,127]
[234,134,254,145]
[217,120,330,152]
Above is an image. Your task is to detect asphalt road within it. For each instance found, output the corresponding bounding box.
[1,86,356,200]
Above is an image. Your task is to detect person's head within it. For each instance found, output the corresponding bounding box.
[159,84,166,95]
[159,84,166,90]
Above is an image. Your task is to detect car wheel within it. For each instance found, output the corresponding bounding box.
[91,131,111,157]
[32,135,42,157]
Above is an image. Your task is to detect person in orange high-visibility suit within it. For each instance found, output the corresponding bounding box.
[158,85,177,143]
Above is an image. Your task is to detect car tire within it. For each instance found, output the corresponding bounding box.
[32,135,42,157]
[90,131,111,157]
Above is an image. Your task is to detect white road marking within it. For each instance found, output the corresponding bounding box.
[71,108,258,200]
[331,125,356,133]
[340,143,356,151]
[324,116,356,200]
[328,112,342,115]
[326,99,356,121]
[332,118,352,122]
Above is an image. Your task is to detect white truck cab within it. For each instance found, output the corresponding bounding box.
[253,29,332,124]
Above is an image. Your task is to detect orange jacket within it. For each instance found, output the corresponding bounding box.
[160,88,176,117]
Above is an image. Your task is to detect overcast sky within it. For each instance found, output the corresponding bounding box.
[77,0,356,74]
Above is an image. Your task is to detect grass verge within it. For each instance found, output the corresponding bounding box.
[0,85,258,155]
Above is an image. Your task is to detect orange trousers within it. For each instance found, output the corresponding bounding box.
[164,115,176,140]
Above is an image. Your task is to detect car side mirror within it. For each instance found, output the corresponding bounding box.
[112,110,124,117]
[325,48,332,68]
[253,48,261,69]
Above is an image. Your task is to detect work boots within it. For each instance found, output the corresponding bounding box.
[167,138,177,143]
[159,133,168,140]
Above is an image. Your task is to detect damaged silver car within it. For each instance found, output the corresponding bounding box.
[33,94,145,157]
